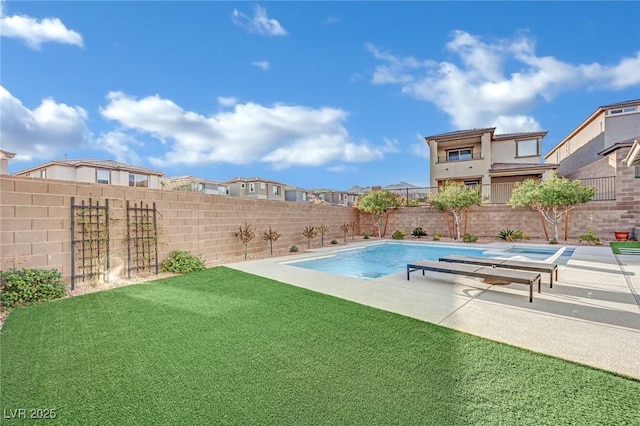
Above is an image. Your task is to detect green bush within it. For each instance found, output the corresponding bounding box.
[392,230,406,240]
[330,239,338,245]
[0,268,66,309]
[363,234,370,240]
[289,245,299,252]
[433,231,442,241]
[578,229,601,245]
[160,251,206,274]
[462,233,478,243]
[412,227,428,237]
[549,238,558,245]
[498,228,525,241]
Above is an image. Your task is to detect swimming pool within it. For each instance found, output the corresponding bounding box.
[287,242,573,280]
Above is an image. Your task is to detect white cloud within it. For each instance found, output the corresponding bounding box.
[0,2,83,49]
[231,5,287,36]
[368,31,640,133]
[410,133,430,159]
[95,131,142,164]
[0,86,91,160]
[252,60,270,71]
[100,91,387,169]
[218,96,238,107]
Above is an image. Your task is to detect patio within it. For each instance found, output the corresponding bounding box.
[227,242,640,379]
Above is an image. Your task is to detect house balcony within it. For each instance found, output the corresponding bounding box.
[436,153,483,163]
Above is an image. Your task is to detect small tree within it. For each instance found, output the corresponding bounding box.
[430,181,482,240]
[355,190,402,238]
[509,175,595,242]
[263,226,281,255]
[317,224,329,246]
[236,223,255,260]
[302,226,318,249]
[340,223,350,243]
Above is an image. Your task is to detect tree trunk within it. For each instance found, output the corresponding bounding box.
[452,210,460,240]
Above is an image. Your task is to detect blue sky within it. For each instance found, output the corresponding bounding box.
[2,1,639,190]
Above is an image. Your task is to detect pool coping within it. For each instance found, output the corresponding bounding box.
[225,239,640,380]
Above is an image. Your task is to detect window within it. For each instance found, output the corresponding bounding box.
[635,166,640,179]
[608,106,639,116]
[97,169,110,184]
[261,182,266,189]
[447,148,472,162]
[302,192,308,201]
[272,185,280,196]
[249,183,255,192]
[516,139,539,157]
[556,150,560,163]
[129,174,149,187]
[39,169,46,178]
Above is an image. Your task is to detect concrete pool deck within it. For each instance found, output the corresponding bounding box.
[225,240,640,380]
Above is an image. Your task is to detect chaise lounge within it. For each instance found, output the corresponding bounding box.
[438,255,559,287]
[407,260,542,302]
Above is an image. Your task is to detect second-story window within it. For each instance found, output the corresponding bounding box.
[40,169,47,178]
[447,148,472,162]
[249,183,255,192]
[516,139,539,157]
[272,185,280,196]
[97,169,110,184]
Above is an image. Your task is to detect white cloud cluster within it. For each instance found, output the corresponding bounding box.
[0,1,83,49]
[369,31,640,133]
[0,86,91,160]
[232,5,287,37]
[100,92,388,169]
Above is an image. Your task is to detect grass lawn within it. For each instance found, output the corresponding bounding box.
[610,241,640,254]
[1,267,638,425]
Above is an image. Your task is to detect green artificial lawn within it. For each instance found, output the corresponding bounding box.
[1,267,639,425]
[610,241,640,255]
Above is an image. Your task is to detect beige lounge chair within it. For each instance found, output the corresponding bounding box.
[407,260,541,302]
[439,255,559,287]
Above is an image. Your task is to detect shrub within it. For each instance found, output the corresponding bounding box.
[498,228,525,241]
[0,268,66,309]
[392,230,406,240]
[363,234,370,240]
[578,229,601,245]
[289,245,299,252]
[412,227,428,237]
[433,231,442,241]
[549,238,558,245]
[330,239,338,245]
[161,251,206,274]
[463,233,478,243]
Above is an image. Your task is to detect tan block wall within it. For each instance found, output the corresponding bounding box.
[0,175,359,285]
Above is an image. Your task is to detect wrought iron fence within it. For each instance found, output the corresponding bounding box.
[385,176,616,206]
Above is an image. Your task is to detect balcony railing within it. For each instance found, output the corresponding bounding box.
[436,153,482,163]
[383,176,616,206]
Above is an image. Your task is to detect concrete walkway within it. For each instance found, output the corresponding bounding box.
[225,241,640,380]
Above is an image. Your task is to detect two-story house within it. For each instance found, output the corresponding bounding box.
[425,128,557,203]
[14,159,164,188]
[225,177,286,201]
[544,99,640,181]
[313,189,358,206]
[284,185,312,203]
[162,175,229,195]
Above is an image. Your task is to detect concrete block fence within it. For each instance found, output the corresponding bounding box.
[1,172,638,286]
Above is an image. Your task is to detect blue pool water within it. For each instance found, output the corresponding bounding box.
[287,243,573,280]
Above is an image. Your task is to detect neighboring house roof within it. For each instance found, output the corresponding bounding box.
[14,159,164,176]
[225,176,287,186]
[0,150,17,159]
[284,185,312,192]
[424,127,496,140]
[597,138,637,157]
[623,139,640,167]
[492,131,548,140]
[489,162,558,176]
[544,99,640,160]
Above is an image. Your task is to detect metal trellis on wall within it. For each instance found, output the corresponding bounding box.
[126,201,159,278]
[71,197,110,290]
